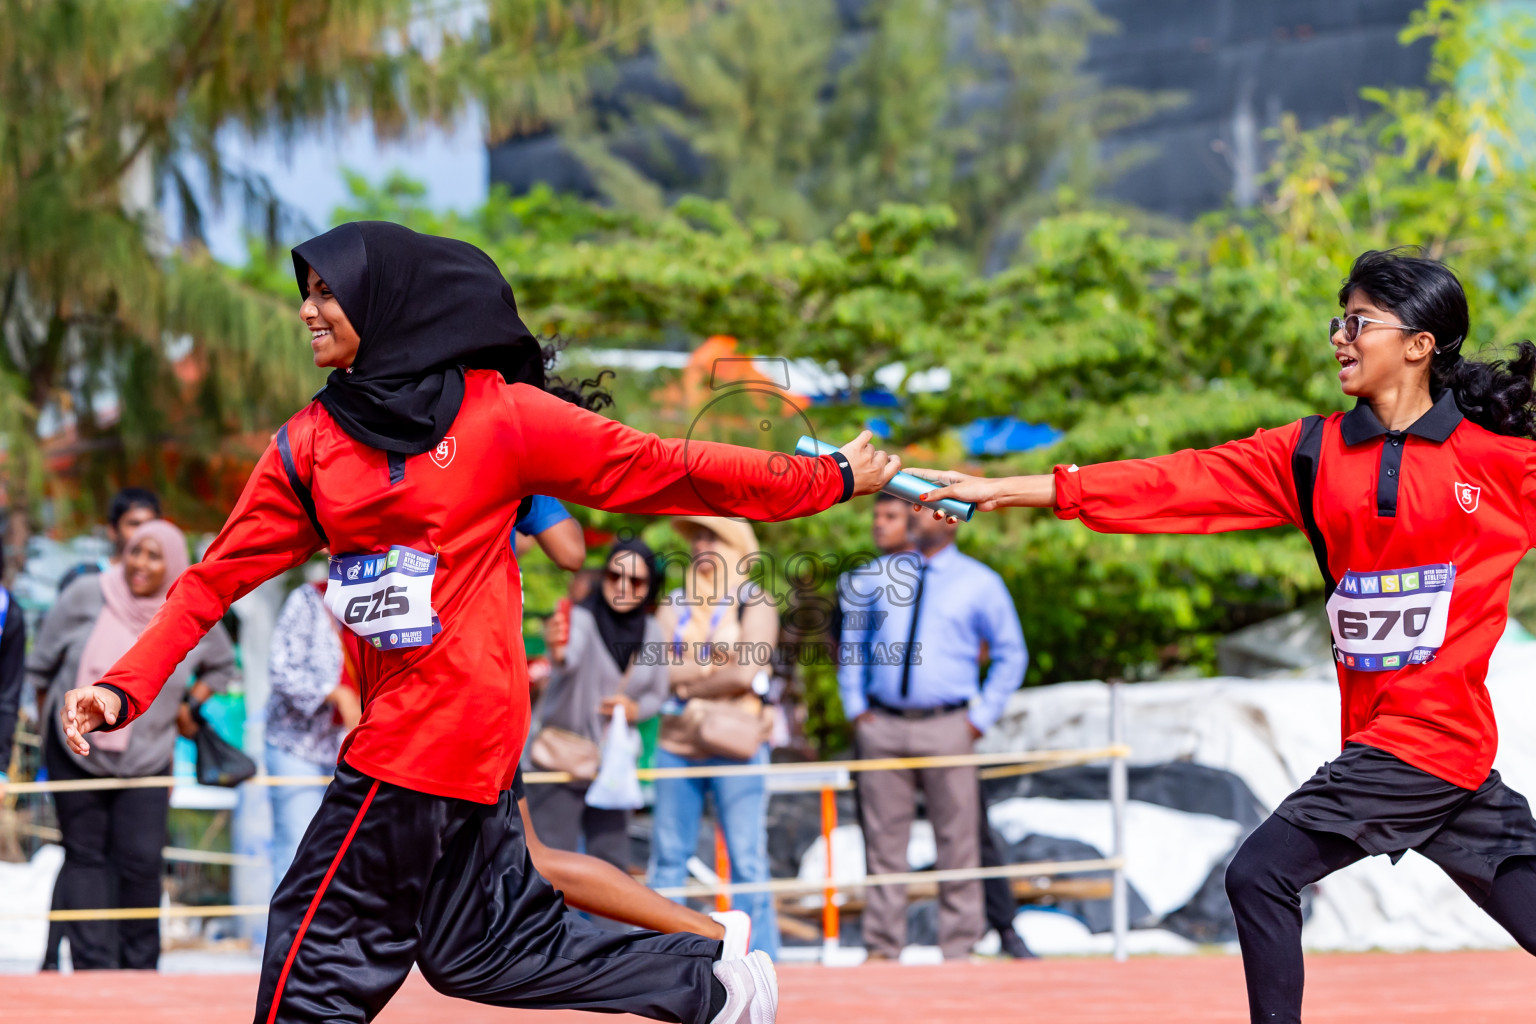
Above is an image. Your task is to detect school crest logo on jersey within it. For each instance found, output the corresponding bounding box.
[430,436,456,470]
[1455,482,1480,513]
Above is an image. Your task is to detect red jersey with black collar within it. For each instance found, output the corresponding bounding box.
[97,371,848,802]
[1053,390,1536,790]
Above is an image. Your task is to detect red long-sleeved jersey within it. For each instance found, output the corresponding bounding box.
[98,372,847,802]
[1054,392,1536,790]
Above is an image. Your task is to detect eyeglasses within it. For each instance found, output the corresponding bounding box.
[605,568,649,588]
[1330,313,1422,344]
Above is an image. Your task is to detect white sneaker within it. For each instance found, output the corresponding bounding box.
[709,950,778,1024]
[710,909,752,961]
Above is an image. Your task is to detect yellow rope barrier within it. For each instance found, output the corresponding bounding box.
[2,745,1133,923]
[3,857,1125,922]
[4,747,1131,795]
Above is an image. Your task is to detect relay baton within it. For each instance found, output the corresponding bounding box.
[793,436,975,522]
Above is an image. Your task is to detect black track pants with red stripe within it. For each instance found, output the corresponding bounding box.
[254,763,721,1024]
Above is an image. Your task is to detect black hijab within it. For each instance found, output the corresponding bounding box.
[292,221,546,455]
[580,538,659,672]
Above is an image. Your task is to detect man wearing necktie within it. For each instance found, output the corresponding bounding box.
[837,509,1028,960]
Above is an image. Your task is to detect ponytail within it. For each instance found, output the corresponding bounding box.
[1432,340,1536,440]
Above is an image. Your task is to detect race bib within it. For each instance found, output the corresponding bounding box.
[326,545,439,650]
[1326,563,1455,672]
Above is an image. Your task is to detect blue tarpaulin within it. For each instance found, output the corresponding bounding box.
[958,417,1062,456]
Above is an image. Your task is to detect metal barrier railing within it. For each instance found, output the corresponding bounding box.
[1,684,1133,961]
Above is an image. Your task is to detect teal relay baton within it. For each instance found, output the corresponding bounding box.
[793,436,975,522]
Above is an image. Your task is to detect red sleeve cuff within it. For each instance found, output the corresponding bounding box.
[1053,463,1084,521]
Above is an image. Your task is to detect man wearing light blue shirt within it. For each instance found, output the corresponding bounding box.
[838,511,1027,960]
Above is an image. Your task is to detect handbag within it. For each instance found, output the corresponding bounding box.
[529,651,632,781]
[191,703,258,787]
[528,726,602,781]
[681,697,767,762]
[665,589,768,761]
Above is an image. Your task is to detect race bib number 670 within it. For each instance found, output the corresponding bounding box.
[1326,563,1455,672]
[325,545,439,650]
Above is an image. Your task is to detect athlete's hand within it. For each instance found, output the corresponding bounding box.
[61,685,124,757]
[839,431,901,497]
[906,467,1009,513]
[905,468,1056,513]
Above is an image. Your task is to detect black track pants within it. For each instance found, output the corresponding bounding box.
[255,763,722,1024]
[1225,814,1536,1023]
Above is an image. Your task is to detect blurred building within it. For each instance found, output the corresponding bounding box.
[1090,0,1431,217]
[487,0,1431,220]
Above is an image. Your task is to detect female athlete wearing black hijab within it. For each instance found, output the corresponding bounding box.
[62,221,899,1024]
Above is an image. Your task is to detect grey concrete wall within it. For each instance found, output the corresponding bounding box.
[1088,0,1431,216]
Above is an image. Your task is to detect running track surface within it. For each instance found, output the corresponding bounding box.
[5,951,1535,1023]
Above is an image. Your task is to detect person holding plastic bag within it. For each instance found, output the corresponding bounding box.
[526,538,667,870]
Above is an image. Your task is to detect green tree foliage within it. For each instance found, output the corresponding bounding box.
[322,2,1536,754]
[0,0,721,541]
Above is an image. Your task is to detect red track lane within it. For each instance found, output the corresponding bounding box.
[3,952,1535,1023]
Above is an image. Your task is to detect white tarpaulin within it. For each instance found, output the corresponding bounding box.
[0,845,64,970]
[796,797,1239,925]
[987,798,1242,919]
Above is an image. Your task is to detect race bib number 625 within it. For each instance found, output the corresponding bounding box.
[325,545,439,650]
[1326,563,1455,672]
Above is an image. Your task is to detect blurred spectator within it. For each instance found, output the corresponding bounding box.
[832,493,915,649]
[263,571,361,892]
[567,567,603,606]
[56,488,161,595]
[514,494,586,570]
[838,497,1031,955]
[868,491,917,555]
[838,511,1027,961]
[0,582,25,798]
[27,520,236,970]
[650,516,780,959]
[527,539,666,871]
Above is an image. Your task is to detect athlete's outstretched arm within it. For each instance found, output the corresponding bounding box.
[502,384,899,521]
[61,430,324,754]
[519,795,725,940]
[911,420,1308,535]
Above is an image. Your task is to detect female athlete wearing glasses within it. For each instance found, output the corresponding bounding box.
[915,249,1536,1023]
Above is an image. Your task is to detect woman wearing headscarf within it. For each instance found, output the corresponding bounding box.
[526,537,666,871]
[59,222,897,1024]
[26,520,236,970]
[649,516,782,960]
